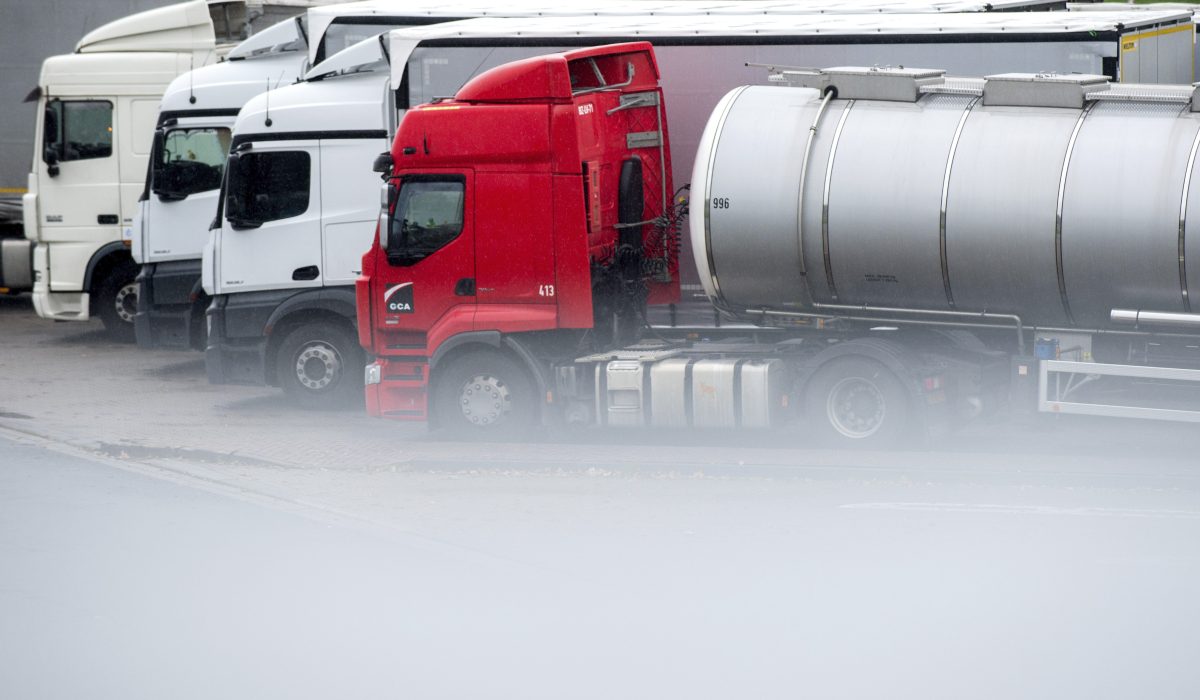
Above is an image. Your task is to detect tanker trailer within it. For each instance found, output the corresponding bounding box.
[692,66,1200,428]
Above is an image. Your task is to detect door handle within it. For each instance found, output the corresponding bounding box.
[98,214,119,225]
[454,278,475,296]
[292,265,319,281]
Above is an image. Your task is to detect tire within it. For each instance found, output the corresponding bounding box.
[96,264,139,342]
[433,350,535,437]
[274,322,364,410]
[804,357,910,447]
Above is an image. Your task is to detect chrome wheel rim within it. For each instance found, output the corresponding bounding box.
[826,376,886,439]
[114,282,138,324]
[458,374,511,426]
[295,342,342,391]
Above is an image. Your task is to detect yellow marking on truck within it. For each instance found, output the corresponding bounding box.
[0,187,28,193]
[1122,23,1193,53]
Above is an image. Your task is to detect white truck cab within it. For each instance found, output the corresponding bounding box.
[204,59,392,406]
[22,0,234,340]
[132,15,309,349]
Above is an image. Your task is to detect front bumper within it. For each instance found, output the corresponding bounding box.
[364,357,429,420]
[135,260,204,350]
[204,294,271,386]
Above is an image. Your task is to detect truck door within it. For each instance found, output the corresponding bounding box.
[320,137,388,285]
[37,98,121,286]
[117,97,160,233]
[473,172,556,308]
[218,141,322,294]
[376,171,475,333]
[141,122,231,261]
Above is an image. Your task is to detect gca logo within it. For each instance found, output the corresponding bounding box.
[384,282,414,313]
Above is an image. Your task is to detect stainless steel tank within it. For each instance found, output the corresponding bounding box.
[691,67,1200,332]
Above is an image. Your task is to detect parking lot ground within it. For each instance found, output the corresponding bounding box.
[4,290,1200,528]
[6,292,1200,699]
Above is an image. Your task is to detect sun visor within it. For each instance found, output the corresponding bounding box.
[305,32,387,81]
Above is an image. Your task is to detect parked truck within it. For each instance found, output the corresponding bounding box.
[14,0,314,339]
[205,8,1192,408]
[132,14,310,349]
[358,45,1200,443]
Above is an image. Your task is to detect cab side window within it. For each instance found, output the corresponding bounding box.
[225,150,311,227]
[386,176,465,266]
[44,100,113,163]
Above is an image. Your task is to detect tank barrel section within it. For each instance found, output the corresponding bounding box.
[691,66,1200,338]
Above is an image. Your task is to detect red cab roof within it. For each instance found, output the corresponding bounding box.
[453,42,660,104]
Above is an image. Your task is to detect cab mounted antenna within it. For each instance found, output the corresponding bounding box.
[188,56,196,104]
[264,77,272,127]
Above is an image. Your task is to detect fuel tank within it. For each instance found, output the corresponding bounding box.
[691,67,1200,331]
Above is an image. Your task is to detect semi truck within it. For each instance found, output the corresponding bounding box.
[13,0,313,339]
[358,45,1200,444]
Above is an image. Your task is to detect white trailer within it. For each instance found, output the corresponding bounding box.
[202,8,1191,407]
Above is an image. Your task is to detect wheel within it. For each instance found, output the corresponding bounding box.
[274,322,364,410]
[804,357,909,447]
[433,350,535,436]
[96,264,139,342]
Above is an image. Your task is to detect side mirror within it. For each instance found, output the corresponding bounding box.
[372,151,392,180]
[43,146,60,177]
[149,130,169,196]
[43,106,60,176]
[224,152,260,229]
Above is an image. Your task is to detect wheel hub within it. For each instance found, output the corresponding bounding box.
[295,342,342,390]
[826,376,886,439]
[459,374,511,426]
[114,282,138,324]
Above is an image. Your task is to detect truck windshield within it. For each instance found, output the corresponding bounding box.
[153,127,231,199]
[44,100,113,162]
[225,150,311,228]
[387,176,464,265]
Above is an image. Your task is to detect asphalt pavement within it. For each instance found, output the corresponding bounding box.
[4,292,1200,698]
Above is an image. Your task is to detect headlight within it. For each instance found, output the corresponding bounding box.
[364,362,382,386]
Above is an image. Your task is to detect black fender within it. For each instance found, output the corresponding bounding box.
[501,334,551,403]
[262,287,357,337]
[430,331,501,369]
[83,241,133,291]
[428,331,550,423]
[796,336,931,408]
[189,276,208,303]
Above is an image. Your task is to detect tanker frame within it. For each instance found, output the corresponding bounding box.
[693,65,1200,436]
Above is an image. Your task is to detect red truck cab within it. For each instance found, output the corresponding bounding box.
[357,42,676,428]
